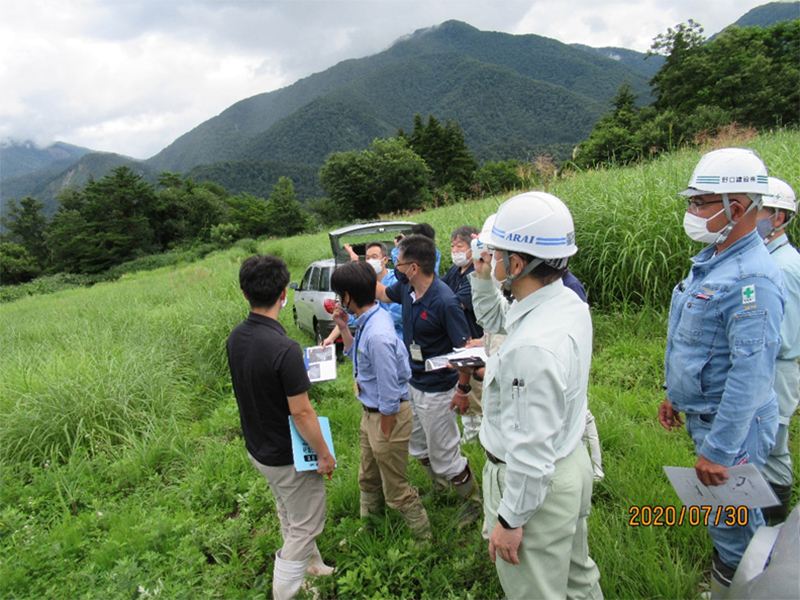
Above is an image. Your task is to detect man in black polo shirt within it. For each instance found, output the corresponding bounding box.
[376,235,482,526]
[227,255,335,600]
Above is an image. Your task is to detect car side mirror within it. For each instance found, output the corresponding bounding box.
[288,282,299,290]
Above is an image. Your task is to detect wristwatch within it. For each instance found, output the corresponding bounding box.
[457,383,472,393]
[498,514,519,530]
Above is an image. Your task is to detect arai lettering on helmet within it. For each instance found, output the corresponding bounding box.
[503,233,570,246]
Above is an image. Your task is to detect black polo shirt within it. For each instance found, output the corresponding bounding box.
[441,263,484,340]
[386,277,470,392]
[226,312,311,466]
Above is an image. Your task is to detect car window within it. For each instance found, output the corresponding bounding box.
[300,267,313,291]
[319,267,331,292]
[309,267,321,291]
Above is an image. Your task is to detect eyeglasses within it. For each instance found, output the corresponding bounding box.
[686,198,724,215]
[394,262,415,269]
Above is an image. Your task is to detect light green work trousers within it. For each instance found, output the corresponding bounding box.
[483,443,603,600]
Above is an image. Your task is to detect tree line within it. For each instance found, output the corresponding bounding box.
[574,19,799,167]
[1,169,311,283]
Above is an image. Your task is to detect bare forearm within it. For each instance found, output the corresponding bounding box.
[292,407,332,460]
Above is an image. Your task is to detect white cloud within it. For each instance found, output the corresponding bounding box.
[0,0,774,159]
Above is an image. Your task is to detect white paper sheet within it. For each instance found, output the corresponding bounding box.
[663,464,780,509]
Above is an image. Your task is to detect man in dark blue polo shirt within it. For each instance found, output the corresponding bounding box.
[376,234,482,526]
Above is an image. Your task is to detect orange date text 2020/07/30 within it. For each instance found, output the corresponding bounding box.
[628,505,749,527]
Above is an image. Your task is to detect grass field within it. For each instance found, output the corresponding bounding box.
[1,130,798,599]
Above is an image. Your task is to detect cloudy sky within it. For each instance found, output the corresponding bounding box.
[0,0,774,160]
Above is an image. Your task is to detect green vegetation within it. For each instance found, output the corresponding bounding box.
[2,132,798,599]
[0,167,312,286]
[575,19,800,168]
[319,138,432,222]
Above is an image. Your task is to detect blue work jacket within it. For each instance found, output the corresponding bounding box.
[664,230,784,466]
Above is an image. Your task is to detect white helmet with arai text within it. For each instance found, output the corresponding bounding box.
[479,191,577,291]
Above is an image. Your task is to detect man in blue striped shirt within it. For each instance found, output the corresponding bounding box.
[331,261,431,539]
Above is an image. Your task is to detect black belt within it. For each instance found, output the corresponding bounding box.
[363,399,408,413]
[485,450,506,465]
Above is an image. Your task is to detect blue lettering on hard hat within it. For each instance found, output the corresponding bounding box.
[492,226,507,239]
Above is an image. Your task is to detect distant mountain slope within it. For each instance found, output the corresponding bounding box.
[708,1,798,41]
[186,160,324,201]
[147,20,651,174]
[570,45,664,80]
[1,141,95,180]
[238,52,606,166]
[1,153,158,218]
[727,1,799,29]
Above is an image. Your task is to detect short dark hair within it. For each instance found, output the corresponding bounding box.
[366,241,389,258]
[451,225,479,245]
[397,234,436,275]
[239,255,290,309]
[411,222,436,240]
[331,261,377,308]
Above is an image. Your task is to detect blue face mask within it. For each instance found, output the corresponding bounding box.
[756,216,774,239]
[394,266,409,285]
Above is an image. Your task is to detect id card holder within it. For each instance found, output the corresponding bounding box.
[409,342,424,362]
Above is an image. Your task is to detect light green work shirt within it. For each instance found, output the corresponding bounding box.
[768,236,800,360]
[471,276,593,528]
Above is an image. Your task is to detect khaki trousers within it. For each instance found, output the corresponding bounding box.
[483,444,603,600]
[248,454,326,562]
[359,402,424,512]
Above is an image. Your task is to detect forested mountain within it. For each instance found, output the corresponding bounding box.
[570,45,665,78]
[186,160,324,202]
[147,20,651,174]
[710,1,799,39]
[1,153,159,218]
[0,141,94,180]
[3,4,797,213]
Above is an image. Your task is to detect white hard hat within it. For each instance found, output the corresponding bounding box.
[762,177,797,213]
[679,148,769,198]
[481,192,577,260]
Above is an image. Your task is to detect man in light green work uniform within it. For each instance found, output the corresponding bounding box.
[470,192,603,600]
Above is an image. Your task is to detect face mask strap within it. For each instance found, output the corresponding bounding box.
[502,251,543,292]
[714,193,760,244]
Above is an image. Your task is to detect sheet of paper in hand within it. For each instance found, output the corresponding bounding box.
[663,464,780,509]
[425,346,488,372]
[288,416,336,471]
[304,344,337,382]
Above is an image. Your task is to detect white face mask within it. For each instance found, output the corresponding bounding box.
[366,258,384,274]
[683,207,726,244]
[490,254,507,290]
[451,251,470,268]
[281,293,288,309]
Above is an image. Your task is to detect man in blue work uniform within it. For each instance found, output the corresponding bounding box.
[376,234,482,525]
[659,148,783,597]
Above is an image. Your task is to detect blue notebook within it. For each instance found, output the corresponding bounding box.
[287,416,336,471]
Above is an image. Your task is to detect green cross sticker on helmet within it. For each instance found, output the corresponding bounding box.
[742,285,756,304]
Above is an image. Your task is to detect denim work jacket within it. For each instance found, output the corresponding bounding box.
[664,230,784,466]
